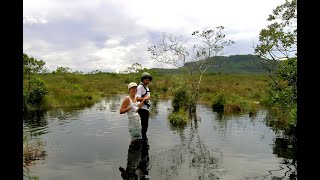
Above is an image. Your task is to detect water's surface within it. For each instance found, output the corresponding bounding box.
[23,95,296,180]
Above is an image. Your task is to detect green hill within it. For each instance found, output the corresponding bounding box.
[151,54,269,75]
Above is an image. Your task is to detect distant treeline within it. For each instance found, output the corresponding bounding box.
[151,54,269,75]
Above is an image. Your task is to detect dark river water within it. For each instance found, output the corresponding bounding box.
[23,95,297,180]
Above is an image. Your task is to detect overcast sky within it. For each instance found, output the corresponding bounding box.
[23,0,284,73]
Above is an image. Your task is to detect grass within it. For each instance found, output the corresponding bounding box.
[199,74,269,104]
[29,73,135,110]
[211,89,258,114]
[25,73,270,112]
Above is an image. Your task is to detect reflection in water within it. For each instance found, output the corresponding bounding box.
[273,138,296,162]
[148,99,159,119]
[156,112,224,179]
[104,96,122,112]
[46,108,81,120]
[189,118,222,179]
[23,108,83,137]
[23,110,49,137]
[119,140,150,180]
[214,110,297,179]
[165,108,298,180]
[264,109,297,179]
[23,110,48,130]
[168,121,188,133]
[216,112,225,121]
[269,137,297,179]
[23,96,297,180]
[189,115,224,180]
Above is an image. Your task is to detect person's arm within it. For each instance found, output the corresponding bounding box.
[138,96,150,108]
[136,97,144,102]
[119,97,132,114]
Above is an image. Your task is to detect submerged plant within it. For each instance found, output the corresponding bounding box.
[23,132,46,179]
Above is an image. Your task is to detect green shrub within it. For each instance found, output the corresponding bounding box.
[172,87,190,112]
[212,90,251,113]
[168,109,189,127]
[212,91,227,112]
[24,77,48,111]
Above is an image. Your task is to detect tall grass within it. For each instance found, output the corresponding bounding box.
[33,73,270,111]
[37,73,141,110]
[199,74,269,104]
[211,89,254,113]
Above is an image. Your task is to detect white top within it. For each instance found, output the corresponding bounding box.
[126,96,140,118]
[126,96,142,140]
[136,83,150,111]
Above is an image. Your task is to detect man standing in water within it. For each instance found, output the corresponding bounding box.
[136,72,152,142]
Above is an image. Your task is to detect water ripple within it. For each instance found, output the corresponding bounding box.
[24,98,296,180]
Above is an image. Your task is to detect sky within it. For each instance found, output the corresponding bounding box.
[23,0,285,73]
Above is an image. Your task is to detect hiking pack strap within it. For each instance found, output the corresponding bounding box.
[140,82,150,97]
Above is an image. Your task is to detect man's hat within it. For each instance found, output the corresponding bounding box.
[141,72,152,81]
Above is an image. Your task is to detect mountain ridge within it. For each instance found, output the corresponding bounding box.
[150,54,269,75]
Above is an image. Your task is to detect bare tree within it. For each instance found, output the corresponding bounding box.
[148,26,234,112]
[123,62,143,74]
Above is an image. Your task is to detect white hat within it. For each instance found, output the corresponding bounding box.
[128,82,138,90]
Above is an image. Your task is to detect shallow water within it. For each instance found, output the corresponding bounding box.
[23,95,296,180]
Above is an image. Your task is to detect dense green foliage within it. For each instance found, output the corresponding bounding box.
[23,54,48,111]
[254,0,297,128]
[172,85,191,112]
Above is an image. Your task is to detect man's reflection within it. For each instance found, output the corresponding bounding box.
[119,140,150,180]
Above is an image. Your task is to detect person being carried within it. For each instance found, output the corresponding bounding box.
[135,72,152,142]
[120,82,148,143]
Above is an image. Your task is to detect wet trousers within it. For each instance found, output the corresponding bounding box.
[138,109,149,140]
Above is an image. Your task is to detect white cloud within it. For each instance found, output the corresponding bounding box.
[104,38,123,47]
[23,0,287,73]
[23,16,48,25]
